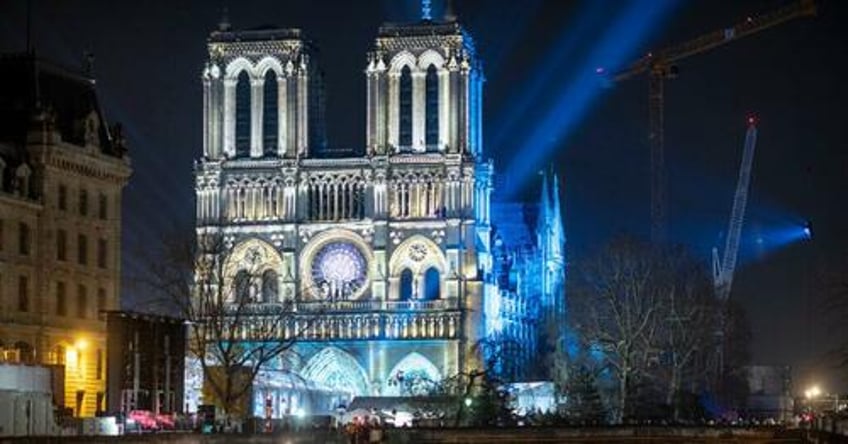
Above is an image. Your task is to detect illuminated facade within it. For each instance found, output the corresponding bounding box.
[0,53,132,417]
[193,13,563,416]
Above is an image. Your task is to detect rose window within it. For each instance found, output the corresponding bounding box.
[310,241,368,300]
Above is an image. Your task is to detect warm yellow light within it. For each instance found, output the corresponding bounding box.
[75,339,88,351]
[805,385,822,399]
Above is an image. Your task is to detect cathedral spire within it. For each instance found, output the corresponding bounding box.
[218,4,231,31]
[552,173,565,254]
[444,0,457,22]
[537,170,551,243]
[421,0,432,21]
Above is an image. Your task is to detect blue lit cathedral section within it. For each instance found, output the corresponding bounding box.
[192,11,563,417]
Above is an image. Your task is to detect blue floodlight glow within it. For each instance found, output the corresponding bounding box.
[502,0,680,198]
[489,1,609,153]
[743,218,812,264]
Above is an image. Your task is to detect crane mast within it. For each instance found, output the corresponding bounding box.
[713,121,758,300]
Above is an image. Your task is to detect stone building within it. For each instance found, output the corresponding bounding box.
[191,9,564,417]
[0,53,132,417]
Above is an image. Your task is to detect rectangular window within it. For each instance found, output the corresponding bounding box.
[96,349,103,380]
[78,234,88,265]
[57,281,67,316]
[18,222,30,255]
[18,275,29,312]
[97,287,106,312]
[79,188,88,216]
[58,184,68,210]
[97,238,107,268]
[98,193,108,220]
[57,229,67,261]
[77,284,87,318]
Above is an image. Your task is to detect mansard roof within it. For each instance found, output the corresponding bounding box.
[0,52,125,158]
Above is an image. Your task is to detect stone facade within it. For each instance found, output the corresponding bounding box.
[193,14,563,417]
[0,54,132,417]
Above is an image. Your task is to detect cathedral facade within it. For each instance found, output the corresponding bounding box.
[193,13,563,417]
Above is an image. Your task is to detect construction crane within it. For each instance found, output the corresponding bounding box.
[712,118,758,301]
[613,0,816,242]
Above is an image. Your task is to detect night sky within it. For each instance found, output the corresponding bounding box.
[2,1,845,392]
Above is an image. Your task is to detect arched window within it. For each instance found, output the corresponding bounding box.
[235,71,251,157]
[262,71,278,157]
[14,341,34,364]
[423,267,440,300]
[399,269,414,301]
[234,270,251,303]
[398,66,413,150]
[262,270,278,303]
[425,64,439,149]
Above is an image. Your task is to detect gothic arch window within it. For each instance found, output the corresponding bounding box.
[262,269,278,303]
[423,267,440,300]
[425,64,439,149]
[399,269,414,301]
[398,65,413,150]
[235,70,251,157]
[262,70,278,157]
[234,270,251,303]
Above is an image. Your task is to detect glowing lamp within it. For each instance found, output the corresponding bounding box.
[805,385,821,399]
[464,397,472,407]
[75,339,88,351]
[803,221,813,240]
[747,116,757,125]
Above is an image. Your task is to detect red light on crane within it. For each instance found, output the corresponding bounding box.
[747,116,757,126]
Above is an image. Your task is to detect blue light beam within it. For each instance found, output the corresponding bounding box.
[504,0,679,198]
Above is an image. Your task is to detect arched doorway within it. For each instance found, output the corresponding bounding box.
[300,347,371,411]
[384,352,442,396]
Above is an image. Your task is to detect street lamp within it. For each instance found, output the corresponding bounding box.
[804,385,821,400]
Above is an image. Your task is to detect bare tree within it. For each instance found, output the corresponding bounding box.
[571,236,665,423]
[139,231,309,419]
[654,246,718,421]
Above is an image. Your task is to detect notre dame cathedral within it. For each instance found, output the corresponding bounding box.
[191,7,565,417]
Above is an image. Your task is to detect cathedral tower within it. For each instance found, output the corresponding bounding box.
[202,27,325,160]
[365,16,483,156]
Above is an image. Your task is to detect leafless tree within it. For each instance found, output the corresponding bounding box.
[653,246,718,420]
[570,236,666,423]
[138,231,309,419]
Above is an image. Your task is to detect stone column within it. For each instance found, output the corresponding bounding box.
[278,72,288,157]
[250,78,264,158]
[438,69,449,152]
[223,78,237,157]
[202,78,210,157]
[297,65,308,157]
[387,73,399,151]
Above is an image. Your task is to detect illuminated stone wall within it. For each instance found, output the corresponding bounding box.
[193,15,564,415]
